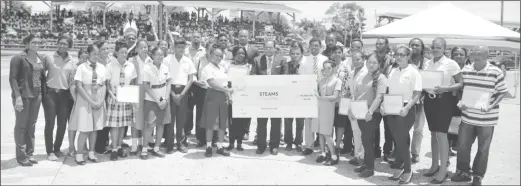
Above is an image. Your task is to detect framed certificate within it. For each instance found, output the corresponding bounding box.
[338,98,351,116]
[117,85,140,103]
[350,100,368,120]
[462,87,492,110]
[227,65,250,83]
[420,70,444,90]
[383,94,403,115]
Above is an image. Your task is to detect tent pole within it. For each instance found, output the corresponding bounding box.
[252,11,256,39]
[515,52,519,98]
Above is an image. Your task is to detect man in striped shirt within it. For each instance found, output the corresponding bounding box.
[451,46,508,186]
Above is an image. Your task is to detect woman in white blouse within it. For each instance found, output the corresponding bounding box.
[105,41,138,161]
[69,44,107,165]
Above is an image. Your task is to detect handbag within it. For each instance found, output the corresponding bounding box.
[448,116,461,134]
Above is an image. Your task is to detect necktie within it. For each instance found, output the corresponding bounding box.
[117,63,126,96]
[267,57,273,75]
[90,63,97,84]
[313,56,318,77]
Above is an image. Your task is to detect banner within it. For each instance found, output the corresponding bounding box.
[232,75,318,118]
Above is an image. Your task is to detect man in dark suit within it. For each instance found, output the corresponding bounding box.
[236,29,259,141]
[250,40,286,155]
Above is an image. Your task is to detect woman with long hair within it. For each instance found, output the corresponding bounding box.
[313,60,342,166]
[422,38,463,184]
[9,34,46,166]
[105,41,138,161]
[226,46,251,151]
[350,54,388,178]
[69,44,108,165]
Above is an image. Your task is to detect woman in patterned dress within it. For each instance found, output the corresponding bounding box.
[312,60,342,166]
[105,41,138,161]
[69,44,108,165]
[67,49,88,156]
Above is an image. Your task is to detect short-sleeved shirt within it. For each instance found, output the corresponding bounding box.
[74,62,107,85]
[423,55,461,93]
[201,63,229,88]
[185,45,206,69]
[388,65,423,103]
[143,62,171,102]
[319,76,342,97]
[461,62,508,127]
[168,55,196,86]
[132,55,153,84]
[45,52,76,90]
[353,69,388,112]
[298,54,328,76]
[105,59,138,93]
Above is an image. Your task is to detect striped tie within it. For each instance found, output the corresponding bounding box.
[90,62,98,102]
[313,56,318,75]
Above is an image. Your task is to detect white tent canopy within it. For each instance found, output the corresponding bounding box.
[362,38,520,50]
[363,2,520,42]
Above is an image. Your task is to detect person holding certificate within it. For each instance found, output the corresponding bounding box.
[200,48,233,157]
[421,38,463,184]
[451,46,508,186]
[250,40,287,155]
[226,46,252,151]
[346,50,367,166]
[349,54,388,178]
[382,45,422,184]
[141,47,171,160]
[69,44,108,165]
[128,40,152,156]
[104,41,138,161]
[313,60,342,166]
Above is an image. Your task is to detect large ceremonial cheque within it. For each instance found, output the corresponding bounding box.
[231,75,318,118]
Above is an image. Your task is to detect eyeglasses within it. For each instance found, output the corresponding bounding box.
[395,53,408,58]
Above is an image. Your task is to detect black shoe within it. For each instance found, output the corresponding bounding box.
[270,148,278,155]
[412,154,420,163]
[383,153,394,162]
[166,148,175,154]
[110,151,118,161]
[118,148,127,158]
[399,172,413,184]
[196,142,205,148]
[430,173,449,184]
[389,169,404,180]
[423,166,440,177]
[449,149,456,157]
[354,165,366,173]
[390,161,404,169]
[340,148,351,155]
[216,148,230,156]
[323,154,339,166]
[358,169,374,178]
[205,147,213,157]
[140,152,148,160]
[316,155,327,163]
[17,160,33,167]
[236,144,244,151]
[151,150,165,158]
[313,139,319,147]
[256,148,265,154]
[28,157,38,164]
[252,138,258,146]
[148,142,155,148]
[451,170,472,182]
[349,157,361,166]
[285,144,293,151]
[226,144,234,151]
[181,137,189,147]
[302,148,313,156]
[177,144,188,153]
[472,176,482,186]
[295,145,303,152]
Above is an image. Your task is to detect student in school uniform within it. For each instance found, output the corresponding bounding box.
[383,45,422,184]
[346,50,367,167]
[69,44,108,165]
[141,47,171,160]
[67,49,89,157]
[105,41,138,161]
[94,40,115,154]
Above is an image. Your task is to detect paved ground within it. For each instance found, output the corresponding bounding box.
[1,51,520,185]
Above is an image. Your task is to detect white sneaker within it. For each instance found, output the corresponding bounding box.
[47,153,58,161]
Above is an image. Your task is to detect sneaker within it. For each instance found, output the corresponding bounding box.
[451,170,472,182]
[47,153,58,161]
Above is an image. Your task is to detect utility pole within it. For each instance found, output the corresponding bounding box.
[500,1,504,26]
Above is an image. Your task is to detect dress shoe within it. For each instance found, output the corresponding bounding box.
[430,173,449,184]
[236,144,244,151]
[256,148,265,154]
[399,172,413,184]
[358,169,374,178]
[412,154,420,163]
[423,166,440,177]
[472,176,482,186]
[389,169,404,180]
[295,145,303,152]
[216,148,230,156]
[348,157,361,166]
[196,142,205,148]
[110,151,118,161]
[285,144,293,151]
[118,148,127,158]
[451,170,472,182]
[302,148,313,156]
[17,160,33,167]
[205,147,213,157]
[270,148,278,155]
[166,148,175,154]
[151,150,165,158]
[140,152,148,160]
[28,157,38,164]
[226,144,235,151]
[177,144,188,153]
[354,165,367,173]
[316,155,327,163]
[181,137,189,147]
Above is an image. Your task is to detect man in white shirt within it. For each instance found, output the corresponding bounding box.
[163,38,196,154]
[184,32,206,144]
[298,38,329,156]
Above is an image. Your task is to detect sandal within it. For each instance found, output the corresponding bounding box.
[140,152,148,160]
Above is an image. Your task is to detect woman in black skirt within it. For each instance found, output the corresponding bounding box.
[421,38,463,184]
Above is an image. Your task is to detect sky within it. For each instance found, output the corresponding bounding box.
[23,1,520,30]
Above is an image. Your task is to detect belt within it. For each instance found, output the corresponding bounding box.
[426,92,446,99]
[47,87,69,93]
[151,83,167,89]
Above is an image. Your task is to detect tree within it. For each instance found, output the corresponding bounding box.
[325,2,366,47]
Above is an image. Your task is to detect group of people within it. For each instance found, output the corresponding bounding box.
[9,19,508,186]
